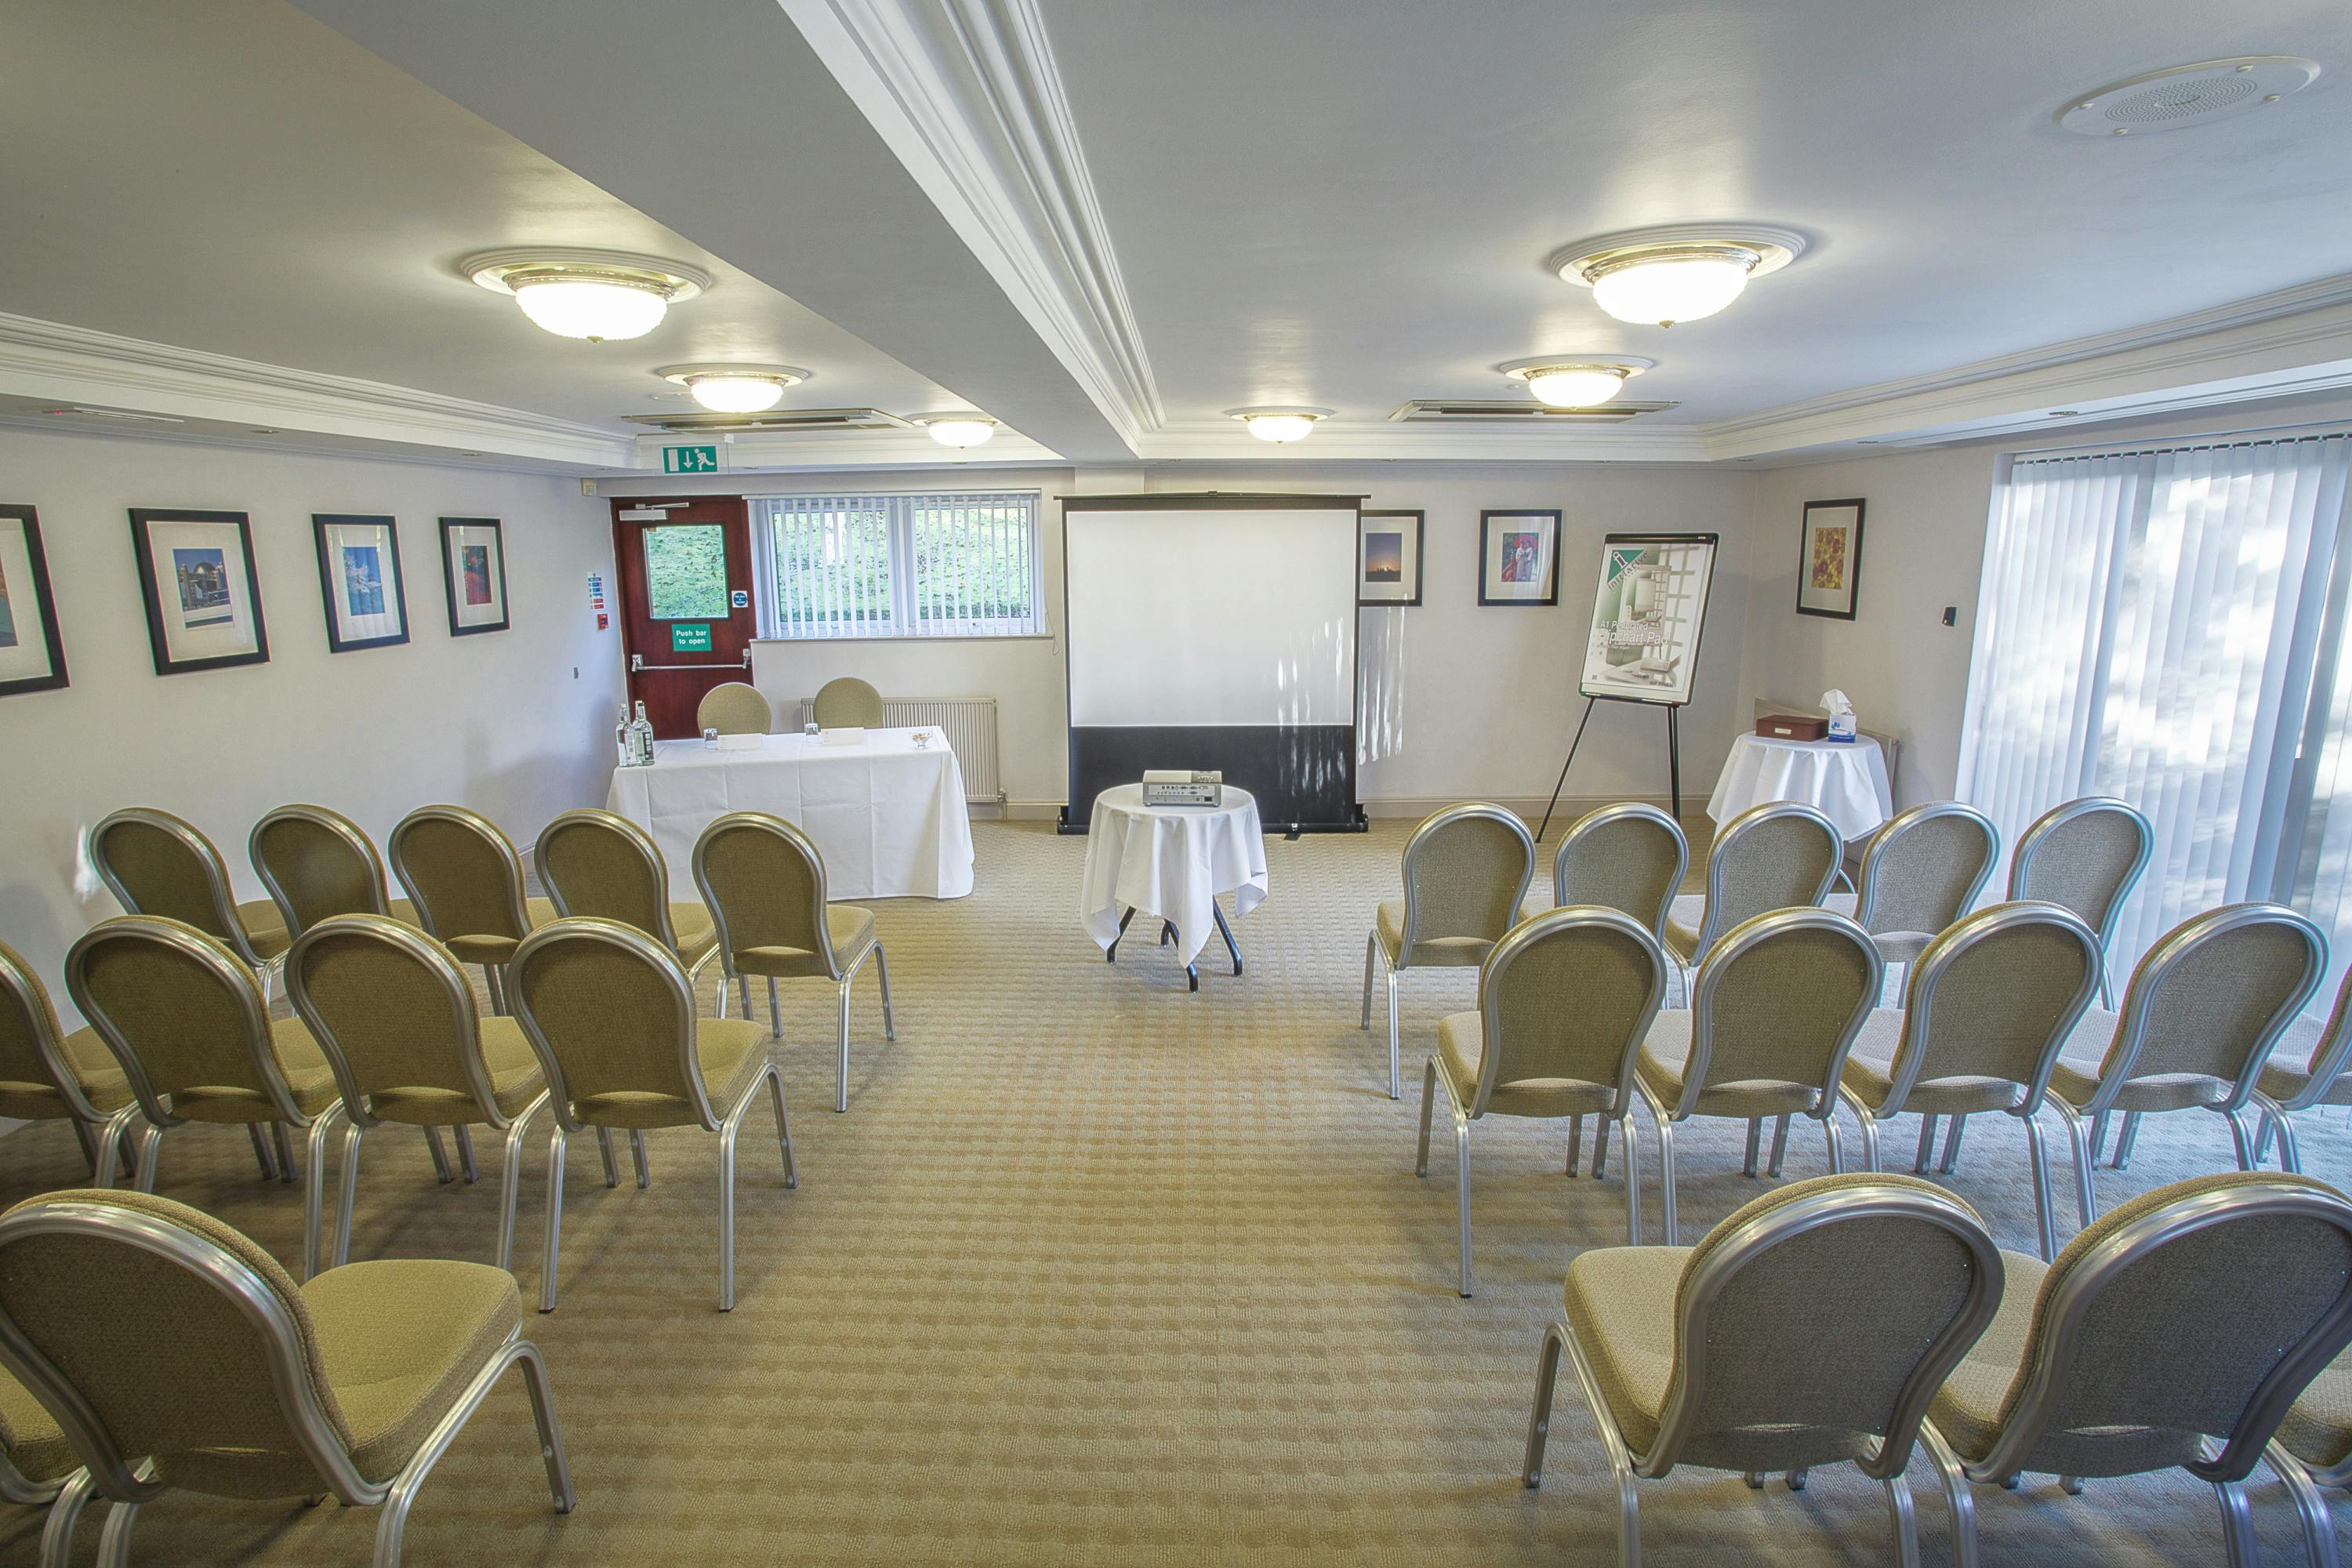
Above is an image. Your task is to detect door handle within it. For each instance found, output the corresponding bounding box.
[630,650,753,673]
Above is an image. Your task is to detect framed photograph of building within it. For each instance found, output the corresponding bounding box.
[129,507,270,676]
[438,517,509,637]
[1357,509,1424,606]
[0,505,68,697]
[312,514,409,653]
[1797,498,1866,620]
[1478,509,1560,606]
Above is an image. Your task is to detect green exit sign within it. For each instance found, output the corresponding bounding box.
[662,444,720,474]
[670,622,712,652]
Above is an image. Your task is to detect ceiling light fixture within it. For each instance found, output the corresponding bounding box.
[1550,224,1806,327]
[461,249,712,342]
[656,363,811,415]
[1498,357,1654,407]
[917,413,998,448]
[1228,406,1331,443]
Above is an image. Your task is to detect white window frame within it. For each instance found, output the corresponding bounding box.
[750,490,1047,641]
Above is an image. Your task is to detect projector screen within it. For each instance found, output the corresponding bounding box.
[1061,495,1363,831]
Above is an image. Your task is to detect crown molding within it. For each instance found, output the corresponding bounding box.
[631,425,1066,470]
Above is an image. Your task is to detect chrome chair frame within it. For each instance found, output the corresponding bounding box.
[1415,907,1669,1294]
[249,803,405,942]
[509,919,797,1312]
[1548,802,1689,938]
[2250,971,2352,1175]
[691,811,896,1114]
[2005,796,2154,1010]
[0,1196,574,1568]
[1525,1180,2003,1568]
[387,804,536,1015]
[0,939,147,1185]
[89,806,285,1000]
[1360,803,1536,1101]
[532,808,722,1005]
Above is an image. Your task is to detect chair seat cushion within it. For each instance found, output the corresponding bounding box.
[1663,915,1701,964]
[302,1258,522,1486]
[1868,931,1938,967]
[1841,1011,2024,1116]
[1562,1243,1691,1454]
[2259,1013,2348,1108]
[0,1024,136,1121]
[735,906,877,979]
[670,902,719,969]
[1437,1012,1613,1120]
[2280,1350,2352,1471]
[441,898,560,966]
[576,1018,770,1130]
[1928,1247,2045,1465]
[2046,1007,2231,1112]
[0,1365,74,1485]
[238,898,292,961]
[365,1016,546,1125]
[1636,1011,1822,1118]
[1374,900,1490,968]
[171,1018,340,1123]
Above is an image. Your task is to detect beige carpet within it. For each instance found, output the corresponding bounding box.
[2,818,2341,1566]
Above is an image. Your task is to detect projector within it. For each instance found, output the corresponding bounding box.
[1143,769,1223,807]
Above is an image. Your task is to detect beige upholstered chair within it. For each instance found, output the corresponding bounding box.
[812,676,883,729]
[2005,795,2154,1009]
[89,807,290,996]
[0,938,143,1181]
[0,1189,574,1566]
[387,805,557,1014]
[2267,1346,2352,1567]
[284,915,553,1278]
[1835,902,2103,1259]
[1523,802,1688,939]
[1360,804,1536,1101]
[691,813,895,1114]
[2251,967,2352,1175]
[249,804,419,942]
[1665,801,1843,973]
[1851,801,1999,966]
[532,809,720,1003]
[0,1364,78,1528]
[697,681,771,735]
[1524,1174,2002,1568]
[1415,907,1671,1294]
[510,918,796,1312]
[1921,1173,2352,1568]
[1632,908,1882,1243]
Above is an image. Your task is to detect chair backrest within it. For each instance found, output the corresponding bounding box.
[0,1189,371,1503]
[1399,804,1537,949]
[87,808,259,964]
[1875,902,2103,1115]
[1853,801,1999,938]
[1551,803,1688,940]
[283,916,506,1127]
[2079,903,2325,1115]
[532,809,681,950]
[1969,1172,2352,1484]
[1674,908,1882,1116]
[812,677,883,729]
[64,917,310,1127]
[1470,907,1669,1120]
[508,919,719,1132]
[1690,802,1842,960]
[691,813,837,981]
[696,682,771,736]
[2005,797,2154,947]
[249,805,393,941]
[1646,1174,2002,1477]
[0,941,104,1122]
[387,806,532,946]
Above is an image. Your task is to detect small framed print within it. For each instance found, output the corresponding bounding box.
[313,514,409,653]
[1797,499,1866,620]
[439,517,510,637]
[129,508,270,676]
[1357,509,1425,607]
[1478,509,1561,607]
[0,505,68,697]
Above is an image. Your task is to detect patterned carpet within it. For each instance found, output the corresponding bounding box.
[2,818,2342,1565]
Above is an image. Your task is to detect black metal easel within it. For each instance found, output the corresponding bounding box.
[1534,695,1685,841]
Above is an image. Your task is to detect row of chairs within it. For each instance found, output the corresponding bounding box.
[696,675,882,736]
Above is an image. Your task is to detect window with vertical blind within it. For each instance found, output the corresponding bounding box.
[750,491,1043,639]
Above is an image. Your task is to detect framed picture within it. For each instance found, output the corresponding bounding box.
[1579,533,1720,706]
[0,505,68,697]
[1357,509,1424,606]
[129,508,270,676]
[312,514,409,653]
[1797,499,1866,620]
[1478,510,1560,606]
[438,517,510,637]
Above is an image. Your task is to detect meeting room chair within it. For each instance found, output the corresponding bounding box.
[1632,907,1882,1244]
[1414,906,1671,1294]
[2246,964,2352,1175]
[0,938,145,1184]
[284,914,553,1279]
[1663,804,1842,1087]
[509,917,796,1312]
[812,676,884,729]
[1835,902,2103,1258]
[387,804,557,1014]
[0,1189,575,1567]
[1361,804,1536,1101]
[532,808,721,1007]
[691,812,895,1114]
[2005,796,2154,1009]
[2267,1346,2352,1568]
[88,806,291,999]
[249,803,419,942]
[697,681,771,736]
[1526,802,1688,940]
[1523,1174,2002,1568]
[1920,1172,2352,1568]
[0,1364,78,1532]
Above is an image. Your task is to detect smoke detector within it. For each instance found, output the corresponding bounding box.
[2057,56,2320,136]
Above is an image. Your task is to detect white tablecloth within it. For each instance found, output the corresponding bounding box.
[1708,732,1894,840]
[605,728,975,901]
[1079,785,1268,967]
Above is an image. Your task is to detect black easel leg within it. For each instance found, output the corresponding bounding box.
[1212,901,1243,975]
[1667,706,1682,822]
[1108,906,1137,962]
[1536,697,1600,842]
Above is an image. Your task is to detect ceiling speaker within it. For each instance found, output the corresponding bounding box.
[2057,56,2319,136]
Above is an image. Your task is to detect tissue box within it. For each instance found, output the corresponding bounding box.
[819,727,866,746]
[1825,710,1858,742]
[1757,714,1830,742]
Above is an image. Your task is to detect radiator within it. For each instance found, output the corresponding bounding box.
[797,695,1004,804]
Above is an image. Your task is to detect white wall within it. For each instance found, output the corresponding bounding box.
[0,427,619,1008]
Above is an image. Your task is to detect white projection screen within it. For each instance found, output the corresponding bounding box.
[1061,495,1363,831]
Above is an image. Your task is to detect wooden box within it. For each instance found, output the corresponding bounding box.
[1756,713,1830,742]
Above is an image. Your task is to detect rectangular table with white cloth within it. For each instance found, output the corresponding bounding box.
[605,728,975,901]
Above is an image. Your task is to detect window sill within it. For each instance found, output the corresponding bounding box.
[750,633,1056,646]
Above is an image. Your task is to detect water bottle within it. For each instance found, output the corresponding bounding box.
[630,701,656,766]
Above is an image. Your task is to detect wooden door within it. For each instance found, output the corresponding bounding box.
[612,495,754,738]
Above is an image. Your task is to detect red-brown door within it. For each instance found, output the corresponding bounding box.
[612,495,755,738]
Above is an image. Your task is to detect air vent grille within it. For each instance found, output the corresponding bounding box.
[1388,399,1679,424]
[622,408,913,433]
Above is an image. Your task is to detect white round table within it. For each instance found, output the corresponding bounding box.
[1079,784,1268,991]
[1707,732,1894,839]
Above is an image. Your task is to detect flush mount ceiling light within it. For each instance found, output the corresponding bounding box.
[1228,406,1331,443]
[461,249,711,341]
[1549,224,1806,327]
[2057,56,2320,136]
[655,363,811,414]
[1498,357,1655,407]
[916,413,998,448]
